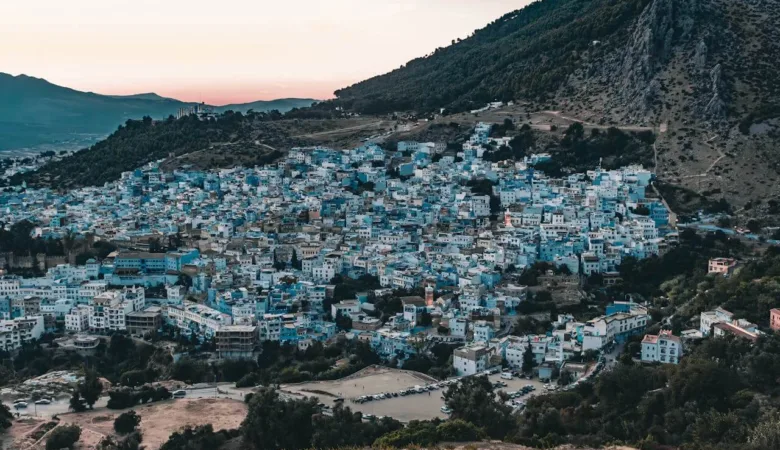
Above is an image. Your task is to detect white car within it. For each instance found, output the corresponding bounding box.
[172,390,187,398]
[34,399,52,405]
[440,406,452,414]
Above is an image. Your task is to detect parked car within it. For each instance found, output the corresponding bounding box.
[172,390,187,398]
[34,399,52,405]
[501,372,513,380]
[440,406,452,414]
[13,402,28,409]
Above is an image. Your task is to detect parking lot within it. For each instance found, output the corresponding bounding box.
[282,366,445,422]
[281,366,551,422]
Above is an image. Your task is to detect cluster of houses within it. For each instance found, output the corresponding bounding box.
[452,300,652,377]
[1,122,682,372]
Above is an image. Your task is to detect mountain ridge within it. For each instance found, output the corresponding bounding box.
[0,72,317,152]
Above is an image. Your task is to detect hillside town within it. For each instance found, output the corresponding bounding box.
[0,122,688,376]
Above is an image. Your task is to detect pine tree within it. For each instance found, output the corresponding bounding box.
[69,390,87,412]
[522,339,535,374]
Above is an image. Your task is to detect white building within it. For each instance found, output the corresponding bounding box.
[699,307,733,336]
[88,291,133,332]
[65,305,90,332]
[641,330,682,364]
[449,318,468,337]
[453,344,492,376]
[331,300,360,319]
[0,315,44,352]
[473,320,494,342]
[78,280,109,304]
[167,300,232,340]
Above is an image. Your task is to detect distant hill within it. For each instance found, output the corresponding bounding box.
[0,73,316,151]
[214,99,317,115]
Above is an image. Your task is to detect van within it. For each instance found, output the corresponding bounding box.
[501,372,513,380]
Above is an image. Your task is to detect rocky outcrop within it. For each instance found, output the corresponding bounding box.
[703,63,727,119]
[601,0,699,119]
[694,39,708,71]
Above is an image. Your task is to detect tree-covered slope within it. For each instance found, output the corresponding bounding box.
[9,112,284,189]
[333,0,652,114]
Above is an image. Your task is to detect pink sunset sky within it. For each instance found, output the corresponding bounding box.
[1,0,532,105]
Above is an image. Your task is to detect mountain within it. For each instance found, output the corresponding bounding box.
[333,0,778,123]
[332,0,780,216]
[214,99,317,115]
[0,73,316,152]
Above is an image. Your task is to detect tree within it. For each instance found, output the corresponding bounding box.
[119,370,148,388]
[175,274,193,289]
[373,420,439,447]
[114,410,141,434]
[161,425,234,450]
[436,419,486,442]
[98,431,143,450]
[747,219,762,233]
[311,404,402,448]
[148,238,164,253]
[69,390,87,412]
[79,369,103,409]
[418,310,433,327]
[0,403,12,432]
[534,290,553,303]
[557,370,574,386]
[522,339,536,373]
[443,376,514,439]
[334,311,353,331]
[291,250,301,270]
[241,388,318,450]
[169,358,211,384]
[46,425,81,450]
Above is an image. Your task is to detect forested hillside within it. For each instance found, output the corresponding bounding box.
[333,0,651,114]
[9,112,283,189]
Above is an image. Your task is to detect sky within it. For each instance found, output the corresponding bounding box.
[1,0,531,105]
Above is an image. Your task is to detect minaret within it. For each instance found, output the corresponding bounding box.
[425,285,434,306]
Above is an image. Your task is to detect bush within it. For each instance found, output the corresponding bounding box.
[107,390,137,410]
[46,424,81,450]
[436,419,486,442]
[114,410,141,434]
[161,425,236,450]
[236,373,259,388]
[107,387,171,410]
[119,370,148,388]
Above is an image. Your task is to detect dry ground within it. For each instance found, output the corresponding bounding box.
[52,398,246,450]
[1,417,50,450]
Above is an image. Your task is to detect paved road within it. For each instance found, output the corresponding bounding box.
[679,223,779,245]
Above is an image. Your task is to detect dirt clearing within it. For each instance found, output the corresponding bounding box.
[54,398,246,449]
